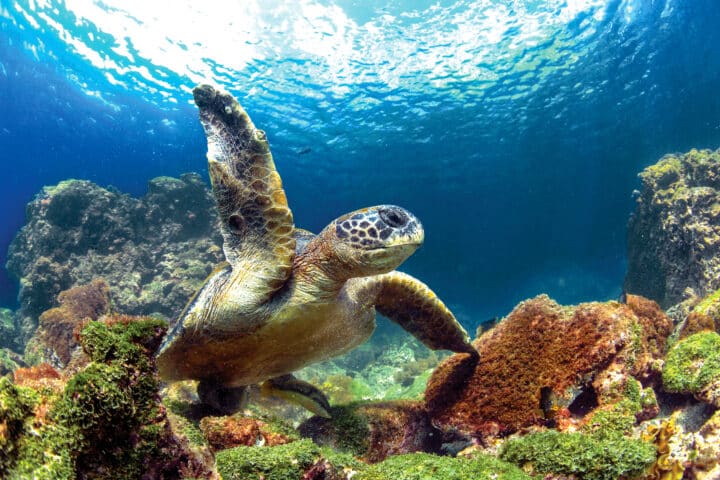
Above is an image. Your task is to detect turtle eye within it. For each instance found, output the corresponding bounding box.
[228,214,244,232]
[379,207,408,228]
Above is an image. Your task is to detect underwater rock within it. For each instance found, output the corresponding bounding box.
[355,451,532,480]
[0,347,25,376]
[199,414,298,450]
[299,400,441,463]
[0,315,216,479]
[425,294,672,438]
[6,173,223,345]
[625,148,720,309]
[12,363,64,392]
[23,278,110,369]
[662,331,720,407]
[214,438,363,480]
[673,287,720,341]
[0,307,19,350]
[499,429,656,480]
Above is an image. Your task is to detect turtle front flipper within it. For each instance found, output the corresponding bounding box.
[193,84,295,296]
[261,374,332,418]
[367,271,478,356]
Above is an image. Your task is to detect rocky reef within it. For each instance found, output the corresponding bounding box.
[6,174,223,344]
[3,151,720,479]
[625,148,720,310]
[1,314,214,479]
[426,294,672,437]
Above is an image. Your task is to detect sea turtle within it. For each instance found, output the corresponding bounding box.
[156,84,478,417]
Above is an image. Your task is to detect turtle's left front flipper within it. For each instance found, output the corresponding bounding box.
[369,271,478,356]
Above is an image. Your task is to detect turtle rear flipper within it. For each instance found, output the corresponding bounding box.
[261,374,332,418]
[368,271,478,356]
[197,378,249,415]
[194,84,295,297]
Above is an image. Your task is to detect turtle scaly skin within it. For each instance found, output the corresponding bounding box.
[156,85,478,416]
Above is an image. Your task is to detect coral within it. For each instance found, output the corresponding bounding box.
[356,452,531,480]
[625,148,720,309]
[299,400,441,463]
[199,414,298,450]
[499,430,656,480]
[662,331,720,406]
[426,295,671,437]
[215,438,363,480]
[6,174,223,345]
[24,278,110,368]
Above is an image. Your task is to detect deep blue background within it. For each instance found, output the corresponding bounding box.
[1,0,719,329]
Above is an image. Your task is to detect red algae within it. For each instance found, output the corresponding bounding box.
[425,295,672,438]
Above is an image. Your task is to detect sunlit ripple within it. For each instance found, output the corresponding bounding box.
[2,0,635,107]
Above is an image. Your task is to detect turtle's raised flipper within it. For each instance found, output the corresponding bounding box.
[197,378,249,415]
[369,271,477,356]
[193,84,295,293]
[261,374,332,418]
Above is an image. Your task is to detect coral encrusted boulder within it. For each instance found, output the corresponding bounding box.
[425,294,672,438]
[625,148,720,309]
[6,174,223,343]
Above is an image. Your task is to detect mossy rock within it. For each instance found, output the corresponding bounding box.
[356,452,531,480]
[0,308,17,349]
[0,377,37,474]
[694,288,720,318]
[499,430,656,480]
[663,331,720,394]
[215,438,362,480]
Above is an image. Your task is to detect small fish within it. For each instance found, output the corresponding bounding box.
[296,147,312,155]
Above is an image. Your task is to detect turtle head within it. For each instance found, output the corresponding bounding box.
[327,205,424,276]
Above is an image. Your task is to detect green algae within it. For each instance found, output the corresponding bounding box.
[499,430,656,480]
[0,377,37,475]
[3,317,173,479]
[49,318,169,478]
[662,331,720,393]
[694,288,720,318]
[215,439,325,480]
[356,452,531,480]
[0,308,16,349]
[324,404,372,455]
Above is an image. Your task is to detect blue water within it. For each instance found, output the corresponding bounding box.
[1,0,719,329]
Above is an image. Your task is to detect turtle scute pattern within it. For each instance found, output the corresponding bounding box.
[193,84,295,292]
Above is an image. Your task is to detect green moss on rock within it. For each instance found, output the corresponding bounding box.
[215,439,322,480]
[356,452,531,480]
[499,430,656,480]
[695,288,720,318]
[0,308,17,349]
[0,377,38,475]
[663,331,720,394]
